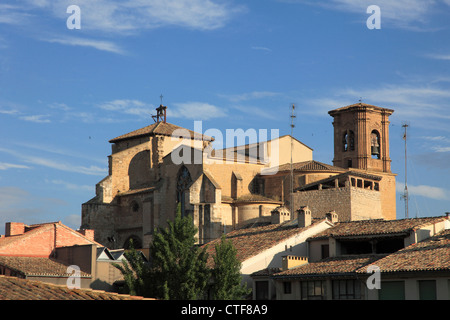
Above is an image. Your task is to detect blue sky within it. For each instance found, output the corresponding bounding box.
[1,0,450,234]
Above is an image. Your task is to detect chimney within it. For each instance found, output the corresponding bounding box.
[282,255,308,271]
[78,229,95,241]
[271,206,290,224]
[297,206,311,228]
[5,222,25,237]
[446,212,450,219]
[326,210,338,223]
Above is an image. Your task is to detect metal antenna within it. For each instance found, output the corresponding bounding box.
[290,104,296,218]
[402,123,409,218]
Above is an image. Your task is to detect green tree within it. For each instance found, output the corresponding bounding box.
[210,235,251,300]
[149,203,210,300]
[112,240,154,297]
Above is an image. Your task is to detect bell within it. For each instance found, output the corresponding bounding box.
[371,145,379,156]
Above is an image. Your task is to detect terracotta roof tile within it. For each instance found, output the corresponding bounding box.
[0,256,91,277]
[308,216,447,240]
[328,103,394,115]
[273,254,384,279]
[203,221,322,267]
[109,121,213,143]
[0,275,151,300]
[357,229,450,274]
[277,160,346,173]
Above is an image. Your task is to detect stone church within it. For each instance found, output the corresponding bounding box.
[81,102,396,251]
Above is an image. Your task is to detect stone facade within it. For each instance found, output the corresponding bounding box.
[82,102,397,251]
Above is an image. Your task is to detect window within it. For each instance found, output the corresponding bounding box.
[283,281,292,294]
[130,200,140,213]
[343,130,355,152]
[177,166,192,217]
[255,281,269,300]
[332,280,362,300]
[300,280,327,300]
[371,130,381,159]
[419,280,436,300]
[378,281,405,300]
[321,244,329,259]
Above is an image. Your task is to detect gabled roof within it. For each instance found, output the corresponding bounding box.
[273,254,384,279]
[203,219,325,267]
[308,216,447,241]
[0,275,151,300]
[0,221,102,254]
[276,160,346,174]
[109,121,214,143]
[357,229,450,274]
[274,229,450,279]
[0,256,91,278]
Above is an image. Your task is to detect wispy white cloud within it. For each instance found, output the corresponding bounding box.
[396,182,448,200]
[0,4,33,25]
[0,162,30,170]
[169,102,227,120]
[425,53,450,61]
[0,147,106,176]
[282,0,443,30]
[12,141,105,165]
[19,114,51,123]
[0,108,19,115]
[97,99,153,118]
[43,37,126,55]
[251,46,272,53]
[220,91,281,102]
[48,179,93,192]
[23,0,244,33]
[304,83,450,130]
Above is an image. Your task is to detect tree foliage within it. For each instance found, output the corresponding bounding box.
[210,235,251,300]
[112,240,153,297]
[113,203,249,300]
[149,204,209,300]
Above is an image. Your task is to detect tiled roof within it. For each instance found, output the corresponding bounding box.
[0,256,91,277]
[203,221,321,267]
[234,193,282,204]
[0,221,102,252]
[308,216,447,240]
[0,275,150,300]
[277,160,345,173]
[357,229,450,274]
[109,121,213,143]
[273,254,384,279]
[328,103,394,115]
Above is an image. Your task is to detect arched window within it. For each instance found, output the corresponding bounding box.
[176,166,192,217]
[130,200,140,213]
[371,130,380,159]
[343,130,355,152]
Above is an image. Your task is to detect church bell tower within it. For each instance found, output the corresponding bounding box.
[328,102,394,173]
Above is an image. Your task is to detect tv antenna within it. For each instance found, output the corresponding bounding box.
[290,104,296,217]
[401,122,409,218]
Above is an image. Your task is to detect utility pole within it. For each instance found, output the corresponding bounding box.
[402,123,409,218]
